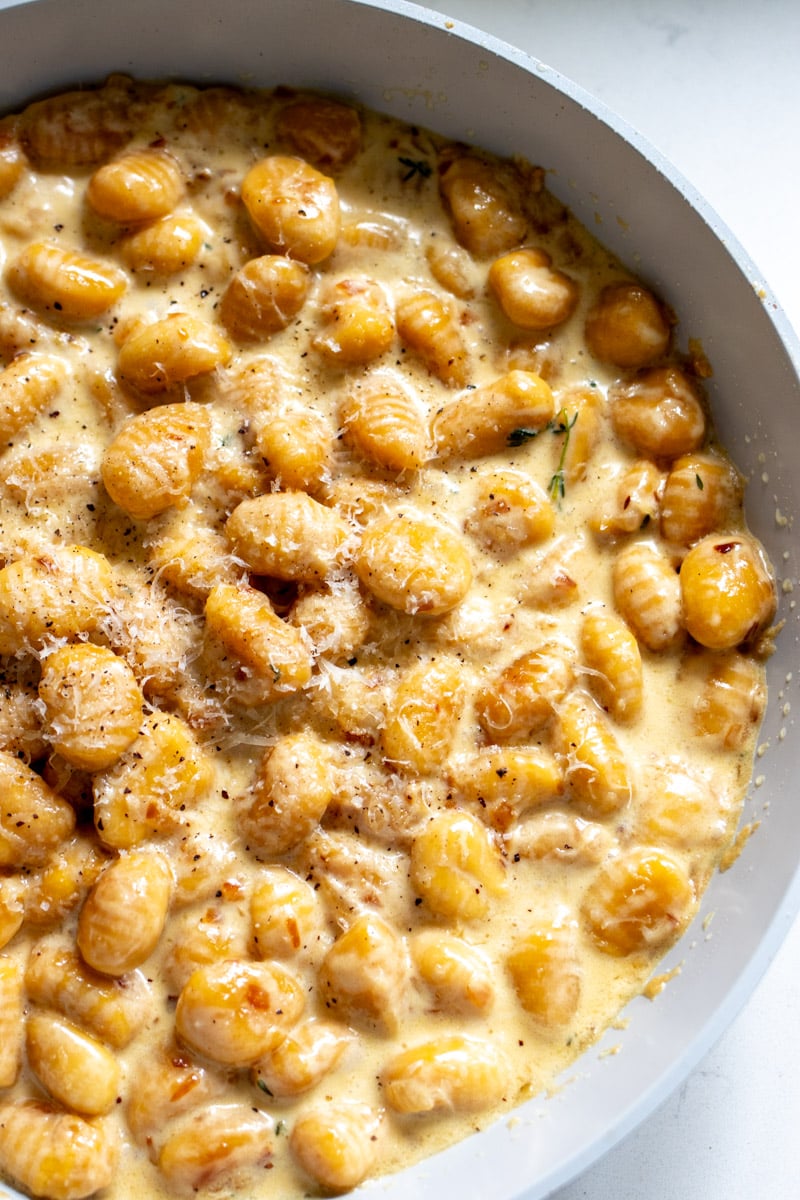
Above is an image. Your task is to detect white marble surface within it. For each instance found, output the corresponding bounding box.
[427,2,800,1197]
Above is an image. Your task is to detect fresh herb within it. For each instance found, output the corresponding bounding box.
[549,471,566,502]
[507,409,579,501]
[548,409,579,503]
[275,1120,287,1136]
[398,156,432,182]
[256,1079,273,1097]
[507,426,543,447]
[551,410,578,438]
[696,473,704,490]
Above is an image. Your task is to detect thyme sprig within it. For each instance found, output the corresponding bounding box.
[548,409,579,503]
[506,408,579,501]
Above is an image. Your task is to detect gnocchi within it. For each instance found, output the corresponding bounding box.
[101,401,211,521]
[38,643,144,770]
[382,1034,511,1114]
[87,147,185,223]
[241,154,340,264]
[175,959,304,1066]
[7,241,127,319]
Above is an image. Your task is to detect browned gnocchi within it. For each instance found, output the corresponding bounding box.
[0,77,776,1200]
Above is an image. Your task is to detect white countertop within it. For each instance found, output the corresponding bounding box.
[424,2,800,1197]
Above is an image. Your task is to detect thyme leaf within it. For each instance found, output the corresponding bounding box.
[507,409,579,502]
[398,156,432,182]
[507,426,544,447]
[549,470,566,501]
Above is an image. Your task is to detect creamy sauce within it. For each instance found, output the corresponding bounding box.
[0,78,777,1198]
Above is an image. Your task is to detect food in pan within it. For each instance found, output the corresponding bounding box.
[0,77,777,1198]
